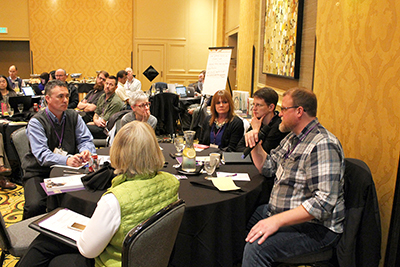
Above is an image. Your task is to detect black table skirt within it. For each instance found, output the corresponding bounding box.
[47,143,272,267]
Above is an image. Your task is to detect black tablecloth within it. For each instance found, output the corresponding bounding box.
[47,143,272,267]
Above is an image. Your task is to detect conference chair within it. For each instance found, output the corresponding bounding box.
[150,92,182,136]
[10,127,29,177]
[276,158,381,267]
[0,212,42,265]
[122,199,185,267]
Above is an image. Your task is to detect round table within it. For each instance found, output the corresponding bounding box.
[47,143,272,267]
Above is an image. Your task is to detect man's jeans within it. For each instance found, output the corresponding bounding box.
[242,204,340,267]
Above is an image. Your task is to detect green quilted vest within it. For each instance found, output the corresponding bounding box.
[94,171,179,267]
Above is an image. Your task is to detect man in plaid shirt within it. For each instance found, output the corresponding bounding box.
[242,87,345,267]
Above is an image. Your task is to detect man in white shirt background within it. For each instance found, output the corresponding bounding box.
[124,67,141,97]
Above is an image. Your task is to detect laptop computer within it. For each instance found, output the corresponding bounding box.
[21,86,35,96]
[8,96,33,112]
[222,152,252,164]
[186,86,195,97]
[176,86,187,97]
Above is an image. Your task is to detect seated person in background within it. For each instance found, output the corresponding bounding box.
[199,90,244,152]
[115,69,129,106]
[49,70,56,81]
[21,80,96,219]
[87,76,124,139]
[77,70,109,123]
[7,65,25,91]
[124,67,141,96]
[0,132,16,190]
[33,72,49,95]
[17,121,180,267]
[55,69,79,109]
[236,87,288,153]
[242,87,345,267]
[0,75,17,104]
[121,90,157,130]
[188,70,206,94]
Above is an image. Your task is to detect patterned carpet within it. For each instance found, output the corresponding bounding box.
[0,184,24,267]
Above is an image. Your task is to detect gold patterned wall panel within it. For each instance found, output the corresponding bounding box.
[314,0,400,262]
[28,0,133,78]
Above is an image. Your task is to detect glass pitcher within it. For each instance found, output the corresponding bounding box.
[182,130,196,172]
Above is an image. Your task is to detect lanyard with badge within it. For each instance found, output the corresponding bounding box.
[45,109,68,156]
[276,123,320,180]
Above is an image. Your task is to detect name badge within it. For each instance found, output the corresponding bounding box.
[54,147,68,157]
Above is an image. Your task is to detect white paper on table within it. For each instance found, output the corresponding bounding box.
[38,209,90,241]
[216,172,250,181]
[211,176,241,191]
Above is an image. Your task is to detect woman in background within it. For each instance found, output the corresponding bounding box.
[17,121,180,267]
[0,75,17,104]
[199,89,244,152]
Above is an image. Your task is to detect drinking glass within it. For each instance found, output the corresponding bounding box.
[173,136,185,157]
[204,158,218,179]
[17,104,24,113]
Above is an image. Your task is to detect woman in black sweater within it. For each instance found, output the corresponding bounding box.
[199,90,244,152]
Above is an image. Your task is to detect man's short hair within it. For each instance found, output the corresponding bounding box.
[107,76,118,86]
[44,80,68,96]
[116,70,127,79]
[284,87,317,117]
[253,87,278,110]
[125,67,133,73]
[97,70,109,78]
[129,91,148,107]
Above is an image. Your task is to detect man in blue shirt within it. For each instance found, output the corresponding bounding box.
[22,80,96,219]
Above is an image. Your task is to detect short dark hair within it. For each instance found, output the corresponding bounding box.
[107,76,118,86]
[253,87,278,110]
[283,87,317,117]
[49,70,56,80]
[116,70,127,79]
[44,80,68,96]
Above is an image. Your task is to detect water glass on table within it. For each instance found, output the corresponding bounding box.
[204,155,219,179]
[173,136,185,157]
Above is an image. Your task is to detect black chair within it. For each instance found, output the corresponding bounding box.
[122,199,185,267]
[277,158,381,267]
[149,92,182,136]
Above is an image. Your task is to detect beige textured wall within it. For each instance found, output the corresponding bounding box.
[314,0,400,261]
[28,0,133,78]
[0,0,29,40]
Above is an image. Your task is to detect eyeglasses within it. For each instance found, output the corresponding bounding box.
[134,102,151,108]
[280,106,299,113]
[98,76,106,82]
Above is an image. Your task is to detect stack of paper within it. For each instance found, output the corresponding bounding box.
[43,175,85,194]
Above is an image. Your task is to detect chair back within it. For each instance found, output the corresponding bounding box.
[10,127,29,168]
[122,199,185,267]
[336,158,381,267]
[149,92,180,135]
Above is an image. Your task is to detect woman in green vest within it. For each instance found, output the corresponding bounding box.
[18,121,180,267]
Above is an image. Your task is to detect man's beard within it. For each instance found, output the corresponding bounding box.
[279,120,291,133]
[93,83,104,91]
